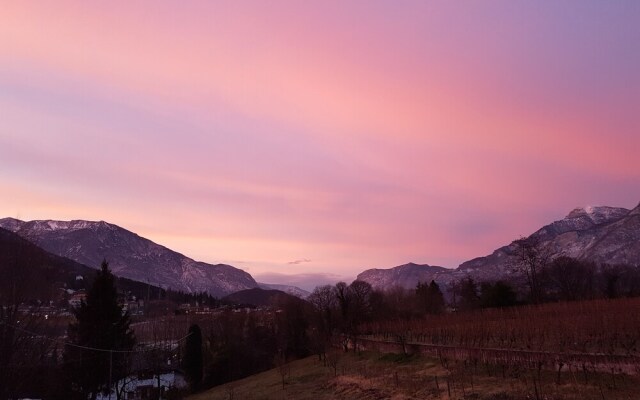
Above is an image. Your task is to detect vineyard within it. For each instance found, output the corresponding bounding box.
[127,296,640,398]
[359,297,640,375]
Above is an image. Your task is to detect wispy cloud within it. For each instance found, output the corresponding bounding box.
[288,258,312,265]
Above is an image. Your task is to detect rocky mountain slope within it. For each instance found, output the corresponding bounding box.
[357,263,449,290]
[0,227,165,302]
[358,203,640,290]
[458,204,640,278]
[0,218,258,297]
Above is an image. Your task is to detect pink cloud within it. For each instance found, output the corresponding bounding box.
[1,2,638,281]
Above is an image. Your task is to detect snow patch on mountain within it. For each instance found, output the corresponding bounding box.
[565,206,629,225]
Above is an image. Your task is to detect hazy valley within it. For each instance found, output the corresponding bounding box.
[2,203,640,399]
[3,202,640,299]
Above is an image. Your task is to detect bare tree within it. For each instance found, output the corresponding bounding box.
[308,285,337,360]
[344,280,373,353]
[333,282,350,323]
[274,352,290,389]
[348,280,373,318]
[308,285,337,327]
[546,257,595,301]
[325,349,341,377]
[512,236,552,304]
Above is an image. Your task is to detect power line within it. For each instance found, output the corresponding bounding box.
[0,320,192,353]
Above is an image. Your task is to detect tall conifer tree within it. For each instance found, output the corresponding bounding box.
[66,260,135,400]
[183,324,203,392]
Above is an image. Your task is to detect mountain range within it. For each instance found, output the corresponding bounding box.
[357,203,640,290]
[2,202,639,298]
[0,218,258,298]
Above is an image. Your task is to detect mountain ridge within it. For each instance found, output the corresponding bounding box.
[357,262,449,290]
[0,226,167,302]
[4,202,638,296]
[358,203,640,291]
[258,283,310,298]
[0,218,258,297]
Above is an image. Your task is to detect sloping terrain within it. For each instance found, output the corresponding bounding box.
[0,218,258,297]
[0,227,163,302]
[187,350,638,400]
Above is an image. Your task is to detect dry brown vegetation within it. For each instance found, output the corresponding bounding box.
[188,350,640,400]
[361,297,640,356]
[189,297,640,400]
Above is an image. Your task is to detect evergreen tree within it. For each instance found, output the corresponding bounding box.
[427,280,446,314]
[416,280,445,314]
[480,281,517,308]
[458,277,481,311]
[183,324,203,392]
[65,260,135,400]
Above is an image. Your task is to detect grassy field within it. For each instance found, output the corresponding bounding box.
[188,350,640,400]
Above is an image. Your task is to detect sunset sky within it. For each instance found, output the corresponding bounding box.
[1,2,639,289]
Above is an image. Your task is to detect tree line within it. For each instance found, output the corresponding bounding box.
[3,236,640,398]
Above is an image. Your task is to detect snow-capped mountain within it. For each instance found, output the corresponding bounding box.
[357,203,640,291]
[458,204,640,279]
[0,218,258,297]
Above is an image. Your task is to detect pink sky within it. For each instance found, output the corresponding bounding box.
[1,2,639,289]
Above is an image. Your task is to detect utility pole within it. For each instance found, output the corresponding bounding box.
[108,350,113,400]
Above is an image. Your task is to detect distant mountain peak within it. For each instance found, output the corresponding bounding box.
[357,262,448,290]
[258,283,310,299]
[0,217,23,231]
[564,205,629,225]
[398,262,421,268]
